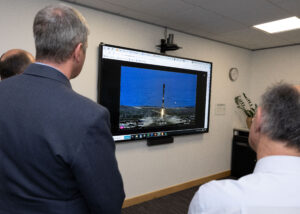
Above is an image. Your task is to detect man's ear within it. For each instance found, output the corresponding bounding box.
[294,85,300,93]
[73,43,83,63]
[254,106,263,132]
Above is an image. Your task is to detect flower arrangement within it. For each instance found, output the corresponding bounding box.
[234,93,257,117]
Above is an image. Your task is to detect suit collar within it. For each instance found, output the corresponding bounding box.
[24,63,72,88]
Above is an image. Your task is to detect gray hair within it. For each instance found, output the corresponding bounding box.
[260,83,300,151]
[33,4,89,63]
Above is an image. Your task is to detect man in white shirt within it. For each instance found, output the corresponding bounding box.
[188,83,300,214]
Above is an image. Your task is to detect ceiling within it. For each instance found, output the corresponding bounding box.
[62,0,300,51]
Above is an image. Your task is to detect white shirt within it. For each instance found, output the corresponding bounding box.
[188,156,300,214]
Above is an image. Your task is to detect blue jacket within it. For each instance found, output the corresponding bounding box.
[0,63,125,214]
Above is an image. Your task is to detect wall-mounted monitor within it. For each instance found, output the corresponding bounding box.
[98,43,212,143]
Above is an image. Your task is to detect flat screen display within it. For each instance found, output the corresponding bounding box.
[98,44,212,142]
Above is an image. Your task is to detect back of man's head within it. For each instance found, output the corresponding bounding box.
[260,83,300,151]
[33,4,89,64]
[0,49,34,80]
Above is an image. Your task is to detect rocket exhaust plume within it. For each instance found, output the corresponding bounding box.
[161,83,165,118]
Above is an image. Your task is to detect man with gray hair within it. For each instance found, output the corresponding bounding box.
[0,4,125,214]
[188,83,300,213]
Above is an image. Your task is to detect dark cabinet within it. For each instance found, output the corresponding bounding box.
[231,129,257,178]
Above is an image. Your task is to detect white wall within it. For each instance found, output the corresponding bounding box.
[249,45,300,103]
[0,0,252,198]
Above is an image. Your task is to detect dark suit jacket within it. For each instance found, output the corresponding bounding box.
[0,63,125,214]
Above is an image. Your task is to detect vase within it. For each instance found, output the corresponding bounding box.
[246,117,252,129]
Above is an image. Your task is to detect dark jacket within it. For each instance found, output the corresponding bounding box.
[0,63,125,214]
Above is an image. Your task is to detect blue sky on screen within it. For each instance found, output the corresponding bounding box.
[120,66,197,107]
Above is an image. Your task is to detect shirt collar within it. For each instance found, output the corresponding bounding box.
[254,155,300,174]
